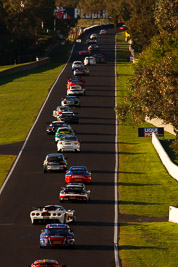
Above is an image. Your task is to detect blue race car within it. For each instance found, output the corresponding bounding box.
[65,166,91,184]
[40,224,75,248]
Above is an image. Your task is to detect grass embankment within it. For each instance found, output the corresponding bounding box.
[0,42,72,187]
[116,33,178,267]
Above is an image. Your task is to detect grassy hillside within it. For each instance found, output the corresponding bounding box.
[116,32,178,267]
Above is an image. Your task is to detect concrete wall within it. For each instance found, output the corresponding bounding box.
[152,132,178,181]
[169,206,178,224]
[0,57,50,78]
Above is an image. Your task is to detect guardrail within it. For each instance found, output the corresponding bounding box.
[152,132,178,181]
[169,206,178,224]
[0,57,50,78]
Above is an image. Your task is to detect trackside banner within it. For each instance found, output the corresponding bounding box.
[54,7,108,19]
[138,127,164,137]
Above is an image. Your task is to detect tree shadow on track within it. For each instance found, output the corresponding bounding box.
[75,244,114,251]
[0,141,24,155]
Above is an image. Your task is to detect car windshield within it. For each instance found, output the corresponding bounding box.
[52,123,64,127]
[34,263,58,267]
[48,156,63,162]
[44,206,63,211]
[46,229,68,235]
[65,187,83,193]
[66,96,77,100]
[70,168,86,173]
[61,136,77,141]
[63,114,74,117]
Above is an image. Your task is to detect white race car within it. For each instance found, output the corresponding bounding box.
[30,205,76,224]
[59,183,90,202]
[57,135,80,152]
[61,96,80,107]
[84,56,96,66]
[73,67,89,76]
[72,61,84,71]
[90,33,97,39]
[67,85,85,95]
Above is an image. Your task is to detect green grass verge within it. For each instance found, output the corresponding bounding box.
[0,42,72,187]
[116,32,178,266]
[0,43,72,144]
[119,222,178,267]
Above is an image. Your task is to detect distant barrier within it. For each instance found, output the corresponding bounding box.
[169,206,178,224]
[0,57,50,78]
[152,132,178,181]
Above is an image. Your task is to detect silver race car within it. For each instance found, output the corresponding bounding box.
[30,205,76,224]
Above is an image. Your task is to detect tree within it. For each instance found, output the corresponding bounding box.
[116,34,178,151]
[154,0,178,35]
[118,0,158,51]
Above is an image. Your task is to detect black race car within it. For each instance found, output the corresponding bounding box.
[46,121,68,134]
[57,112,79,124]
[93,53,106,63]
[43,153,67,173]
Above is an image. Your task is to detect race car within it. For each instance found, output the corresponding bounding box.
[40,223,75,248]
[90,33,97,39]
[46,121,68,135]
[53,105,72,118]
[79,50,91,56]
[73,66,89,76]
[57,112,79,124]
[57,135,80,152]
[67,85,85,96]
[99,29,107,34]
[65,166,91,183]
[88,44,99,51]
[86,39,97,44]
[59,183,90,202]
[61,96,80,107]
[26,259,66,267]
[84,56,96,66]
[67,76,85,89]
[30,205,76,224]
[93,53,106,63]
[55,127,75,142]
[72,61,84,71]
[43,153,67,173]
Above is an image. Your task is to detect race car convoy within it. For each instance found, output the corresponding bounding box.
[27,28,107,266]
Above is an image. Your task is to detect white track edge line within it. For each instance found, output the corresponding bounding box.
[114,34,120,267]
[0,44,75,195]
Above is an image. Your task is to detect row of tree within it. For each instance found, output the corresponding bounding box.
[114,0,177,152]
[0,0,177,150]
[0,0,77,64]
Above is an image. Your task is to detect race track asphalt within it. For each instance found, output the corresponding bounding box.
[0,25,117,267]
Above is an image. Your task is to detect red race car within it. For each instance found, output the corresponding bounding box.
[65,166,91,183]
[67,77,85,89]
[26,259,66,267]
[79,50,91,56]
